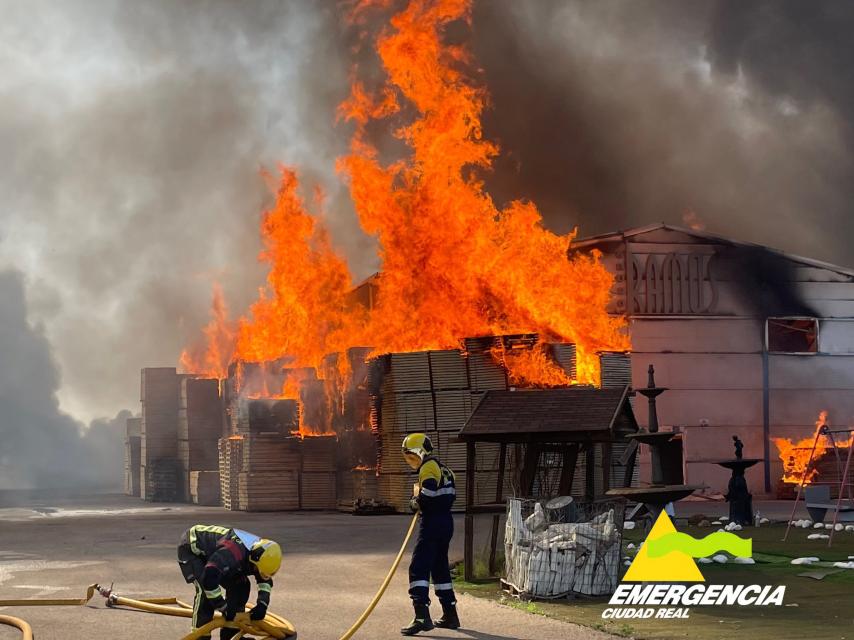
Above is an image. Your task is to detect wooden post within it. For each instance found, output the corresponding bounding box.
[585,443,596,501]
[601,441,613,493]
[559,444,579,495]
[521,441,541,496]
[464,440,476,582]
[488,442,508,575]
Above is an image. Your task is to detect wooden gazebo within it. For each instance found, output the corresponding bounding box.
[456,386,639,581]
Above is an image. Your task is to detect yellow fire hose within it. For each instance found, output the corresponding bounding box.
[0,513,419,639]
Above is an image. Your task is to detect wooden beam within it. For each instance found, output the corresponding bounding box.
[601,441,613,493]
[558,444,579,495]
[488,443,508,575]
[585,443,596,501]
[464,440,476,582]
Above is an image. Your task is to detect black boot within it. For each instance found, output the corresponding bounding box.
[401,604,434,636]
[435,602,460,629]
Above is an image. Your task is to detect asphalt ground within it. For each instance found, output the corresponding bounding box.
[0,494,611,640]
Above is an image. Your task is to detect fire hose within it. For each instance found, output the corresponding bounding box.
[0,513,419,639]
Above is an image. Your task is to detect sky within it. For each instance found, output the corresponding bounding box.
[0,0,853,486]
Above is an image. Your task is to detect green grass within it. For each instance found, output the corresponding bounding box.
[454,522,854,639]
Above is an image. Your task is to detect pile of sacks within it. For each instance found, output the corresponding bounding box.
[504,499,621,598]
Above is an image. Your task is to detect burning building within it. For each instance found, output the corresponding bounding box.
[574,223,854,498]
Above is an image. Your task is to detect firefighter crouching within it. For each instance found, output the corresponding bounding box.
[177,524,282,640]
[401,433,461,635]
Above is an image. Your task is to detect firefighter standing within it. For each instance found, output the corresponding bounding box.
[177,524,282,640]
[401,433,461,635]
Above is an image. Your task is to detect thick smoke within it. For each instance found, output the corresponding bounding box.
[471,1,854,266]
[0,0,368,423]
[1,0,853,430]
[0,269,129,489]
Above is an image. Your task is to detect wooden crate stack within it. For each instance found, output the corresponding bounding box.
[140,368,182,501]
[337,468,380,511]
[301,436,338,510]
[178,378,222,501]
[369,337,580,513]
[218,437,244,510]
[125,417,142,497]
[235,398,300,435]
[190,471,221,505]
[238,434,302,511]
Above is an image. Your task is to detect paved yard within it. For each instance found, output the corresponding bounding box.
[0,494,611,640]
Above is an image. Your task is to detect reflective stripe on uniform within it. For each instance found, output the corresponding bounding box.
[258,583,272,593]
[204,585,224,600]
[409,580,430,589]
[419,486,456,497]
[189,525,230,555]
[434,583,454,591]
[192,581,202,628]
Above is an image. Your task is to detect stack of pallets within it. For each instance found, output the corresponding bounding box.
[140,368,182,501]
[301,436,338,509]
[599,352,631,389]
[178,378,222,501]
[237,434,302,511]
[235,398,300,435]
[218,437,244,510]
[190,471,221,505]
[125,417,142,497]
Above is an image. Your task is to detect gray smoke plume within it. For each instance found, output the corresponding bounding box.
[0,269,129,489]
[471,1,854,266]
[1,0,852,435]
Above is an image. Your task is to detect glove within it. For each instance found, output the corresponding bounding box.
[409,496,420,513]
[223,604,239,622]
[249,603,268,621]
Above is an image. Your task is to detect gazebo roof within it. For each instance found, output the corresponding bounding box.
[458,385,638,443]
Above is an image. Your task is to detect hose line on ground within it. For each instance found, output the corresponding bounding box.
[0,513,419,640]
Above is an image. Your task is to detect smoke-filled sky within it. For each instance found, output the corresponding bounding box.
[1,0,853,472]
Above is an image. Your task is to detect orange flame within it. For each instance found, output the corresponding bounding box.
[182,0,629,430]
[773,411,853,485]
[336,0,627,382]
[491,344,573,388]
[180,283,236,379]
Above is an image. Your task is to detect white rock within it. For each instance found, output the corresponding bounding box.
[712,554,729,563]
[626,543,635,550]
[698,557,713,564]
[711,521,722,526]
[835,523,844,531]
[802,521,813,529]
[824,523,834,530]
[760,517,770,524]
[725,522,743,531]
[623,521,636,530]
[833,561,854,569]
[814,523,825,529]
[720,516,729,522]
[807,533,830,540]
[733,557,755,564]
[791,557,820,565]
[846,526,854,532]
[717,528,726,533]
[623,560,631,566]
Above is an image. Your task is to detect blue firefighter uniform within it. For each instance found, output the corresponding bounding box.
[409,456,457,607]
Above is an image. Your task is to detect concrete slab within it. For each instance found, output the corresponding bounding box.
[0,494,612,640]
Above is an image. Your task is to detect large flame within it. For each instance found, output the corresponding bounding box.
[180,283,236,380]
[773,411,853,485]
[181,0,628,430]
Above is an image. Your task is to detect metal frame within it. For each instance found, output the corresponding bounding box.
[782,424,854,546]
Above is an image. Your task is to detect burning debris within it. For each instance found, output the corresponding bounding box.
[775,411,854,490]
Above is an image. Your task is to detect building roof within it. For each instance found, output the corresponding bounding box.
[458,386,638,443]
[571,223,854,279]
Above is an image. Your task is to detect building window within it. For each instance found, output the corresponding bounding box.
[766,318,819,353]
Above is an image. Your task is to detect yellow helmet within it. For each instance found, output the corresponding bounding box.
[249,539,282,579]
[402,433,433,469]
